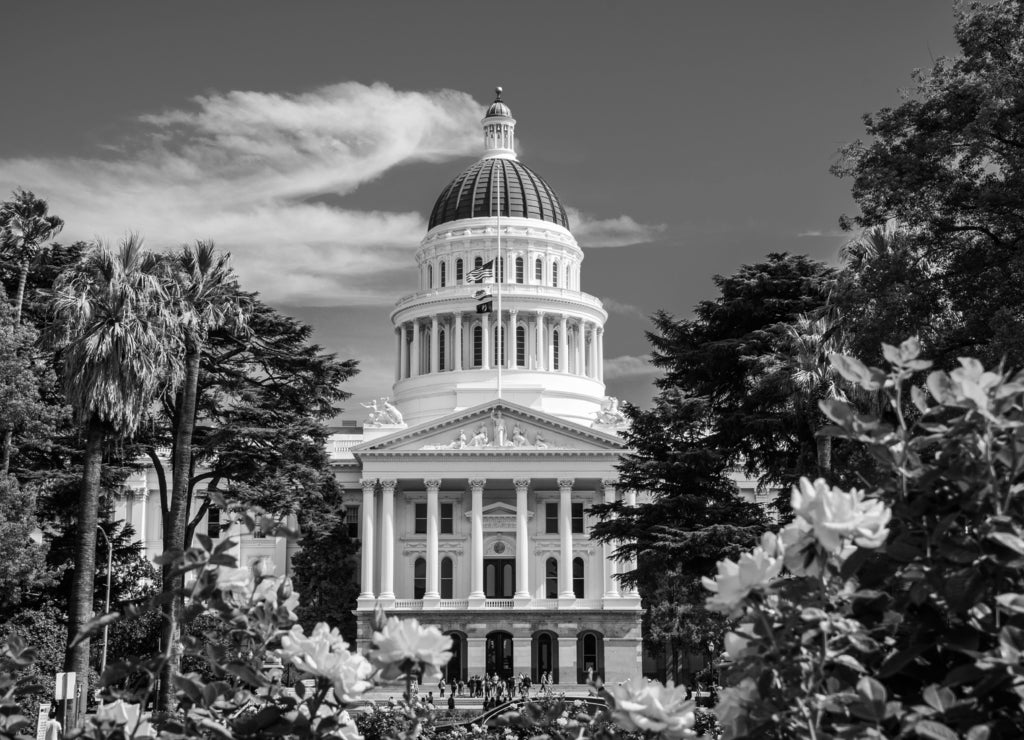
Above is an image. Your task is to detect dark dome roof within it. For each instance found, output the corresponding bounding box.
[485,100,512,117]
[428,158,570,231]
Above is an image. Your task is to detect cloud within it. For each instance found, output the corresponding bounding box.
[0,82,483,305]
[600,296,648,320]
[797,228,847,238]
[566,208,665,248]
[602,354,658,380]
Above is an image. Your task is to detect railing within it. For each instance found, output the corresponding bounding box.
[393,283,605,311]
[532,599,559,609]
[392,599,423,610]
[438,599,469,609]
[484,599,515,609]
[383,597,613,611]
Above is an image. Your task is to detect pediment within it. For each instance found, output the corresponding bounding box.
[352,399,625,456]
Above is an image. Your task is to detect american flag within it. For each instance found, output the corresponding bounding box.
[465,260,494,282]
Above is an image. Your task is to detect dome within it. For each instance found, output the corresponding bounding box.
[485,100,512,117]
[427,157,570,230]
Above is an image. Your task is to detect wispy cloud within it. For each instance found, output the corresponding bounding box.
[0,82,482,305]
[797,228,847,238]
[566,208,665,248]
[603,353,658,380]
[600,296,648,320]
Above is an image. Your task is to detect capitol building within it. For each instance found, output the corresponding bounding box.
[116,90,647,685]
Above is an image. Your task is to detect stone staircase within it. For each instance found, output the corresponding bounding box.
[355,684,597,712]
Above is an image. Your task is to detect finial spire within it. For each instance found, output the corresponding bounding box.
[495,86,503,100]
[482,87,516,160]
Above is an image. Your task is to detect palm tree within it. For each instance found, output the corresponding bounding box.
[0,190,64,475]
[48,235,180,726]
[0,189,64,324]
[157,240,247,710]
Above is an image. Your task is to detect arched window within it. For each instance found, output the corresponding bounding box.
[456,258,464,282]
[552,330,560,370]
[474,256,484,284]
[516,325,526,367]
[441,557,454,599]
[440,261,447,287]
[535,258,543,281]
[576,631,604,683]
[552,262,559,287]
[439,328,446,371]
[532,631,559,683]
[414,558,426,600]
[497,256,505,283]
[515,256,524,283]
[473,325,482,367]
[445,631,466,682]
[493,324,505,366]
[572,557,584,598]
[545,557,558,599]
[427,264,433,289]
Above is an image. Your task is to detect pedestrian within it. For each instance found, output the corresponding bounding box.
[427,691,434,708]
[44,707,61,740]
[438,677,446,698]
[448,692,455,716]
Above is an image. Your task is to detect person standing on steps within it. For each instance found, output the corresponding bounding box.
[44,707,61,740]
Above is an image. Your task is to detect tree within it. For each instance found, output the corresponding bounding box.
[48,236,180,725]
[0,476,56,619]
[833,0,1024,369]
[157,241,247,710]
[0,189,64,326]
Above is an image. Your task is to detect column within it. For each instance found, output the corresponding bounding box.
[535,311,546,371]
[558,478,575,601]
[587,324,596,378]
[468,479,486,604]
[576,321,586,376]
[514,478,531,604]
[430,316,439,374]
[623,490,640,598]
[424,479,441,603]
[378,479,397,603]
[558,315,569,373]
[597,327,605,383]
[507,310,517,369]
[481,313,491,371]
[395,328,402,382]
[453,313,463,371]
[358,480,377,606]
[399,324,408,381]
[410,322,420,378]
[601,480,620,601]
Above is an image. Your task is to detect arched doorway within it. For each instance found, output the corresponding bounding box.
[576,631,605,683]
[445,631,467,683]
[532,631,559,683]
[486,631,513,677]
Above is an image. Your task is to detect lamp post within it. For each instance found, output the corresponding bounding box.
[95,525,112,676]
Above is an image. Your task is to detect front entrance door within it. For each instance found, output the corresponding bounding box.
[486,631,513,676]
[484,558,515,598]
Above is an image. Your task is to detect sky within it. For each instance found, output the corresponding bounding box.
[0,2,961,419]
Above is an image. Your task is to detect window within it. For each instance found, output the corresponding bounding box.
[439,328,446,371]
[456,258,464,282]
[552,262,559,287]
[207,506,221,539]
[474,256,484,283]
[345,505,359,539]
[473,325,482,367]
[441,557,454,599]
[497,256,505,283]
[572,502,585,533]
[573,557,584,598]
[545,502,559,534]
[535,258,543,281]
[441,503,454,534]
[493,325,505,366]
[515,256,524,283]
[415,502,427,534]
[516,325,526,367]
[414,558,426,600]
[440,261,447,287]
[545,558,558,598]
[427,264,433,289]
[552,330,560,370]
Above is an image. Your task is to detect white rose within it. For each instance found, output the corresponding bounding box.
[790,477,891,552]
[715,677,758,740]
[702,532,783,615]
[723,622,757,661]
[606,676,696,739]
[278,623,374,703]
[370,617,453,681]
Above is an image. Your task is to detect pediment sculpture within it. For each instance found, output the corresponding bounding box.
[592,396,628,433]
[420,409,569,450]
[362,396,405,427]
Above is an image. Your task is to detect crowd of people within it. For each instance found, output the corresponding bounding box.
[435,671,557,707]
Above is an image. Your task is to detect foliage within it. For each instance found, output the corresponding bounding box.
[833,0,1024,370]
[0,476,56,618]
[706,339,1024,738]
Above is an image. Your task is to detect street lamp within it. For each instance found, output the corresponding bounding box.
[95,525,113,676]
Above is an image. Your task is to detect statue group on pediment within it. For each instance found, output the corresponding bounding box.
[592,396,628,431]
[362,397,405,426]
[439,410,556,449]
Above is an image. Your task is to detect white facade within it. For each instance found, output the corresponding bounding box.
[115,90,644,685]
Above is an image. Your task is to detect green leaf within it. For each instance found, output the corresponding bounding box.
[987,531,1024,556]
[922,684,955,713]
[966,725,991,740]
[915,720,958,740]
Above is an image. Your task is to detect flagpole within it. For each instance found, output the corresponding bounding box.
[496,158,503,400]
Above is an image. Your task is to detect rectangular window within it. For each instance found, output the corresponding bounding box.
[545,502,559,534]
[571,502,585,534]
[207,506,221,539]
[440,503,454,534]
[345,505,359,540]
[415,502,427,534]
